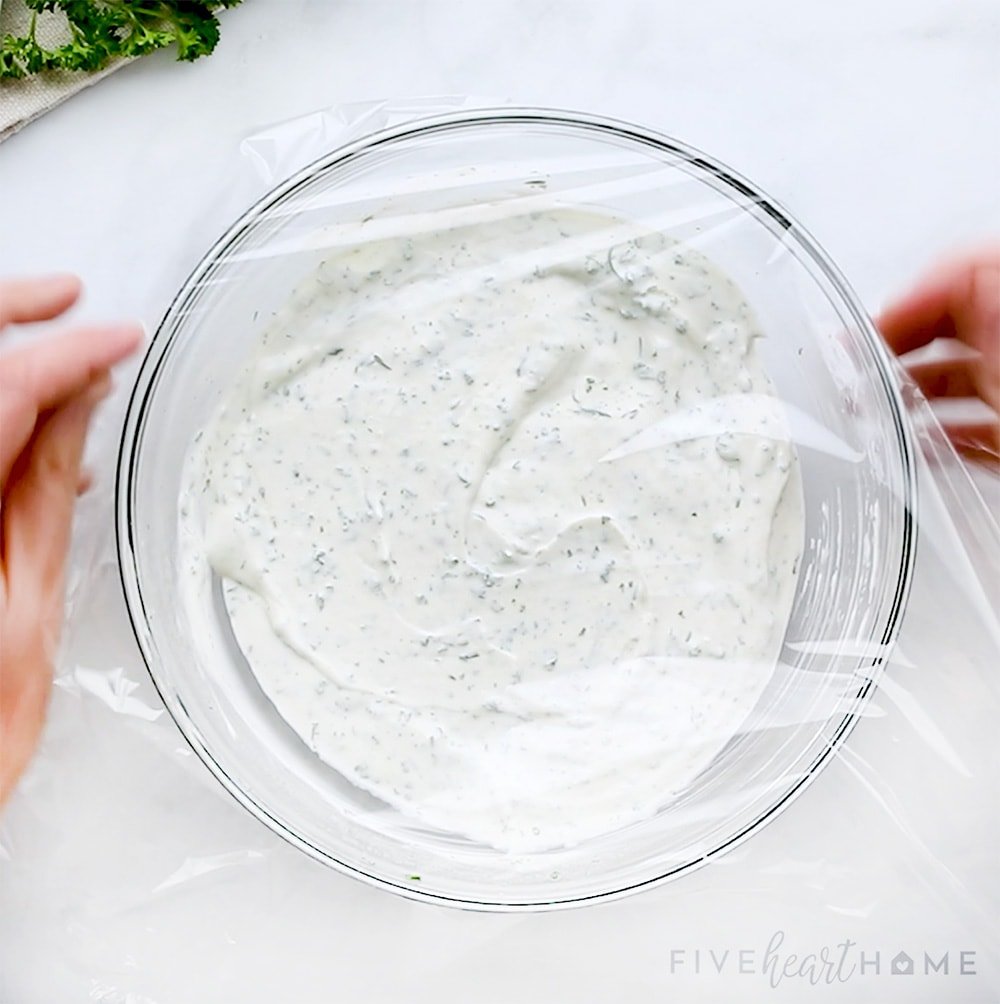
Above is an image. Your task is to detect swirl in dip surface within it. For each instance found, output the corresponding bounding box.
[179,206,802,852]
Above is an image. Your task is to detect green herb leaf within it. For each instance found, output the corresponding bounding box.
[1,0,244,80]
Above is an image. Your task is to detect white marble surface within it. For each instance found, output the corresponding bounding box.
[1,1,999,1001]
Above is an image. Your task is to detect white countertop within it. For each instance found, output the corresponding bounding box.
[1,1,998,1001]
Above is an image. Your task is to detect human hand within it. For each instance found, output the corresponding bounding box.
[878,248,1000,462]
[0,275,142,806]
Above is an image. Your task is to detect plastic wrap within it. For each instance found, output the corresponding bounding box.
[1,100,998,1002]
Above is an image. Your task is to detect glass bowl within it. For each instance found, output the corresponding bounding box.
[116,108,917,910]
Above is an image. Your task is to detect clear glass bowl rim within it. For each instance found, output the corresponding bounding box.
[116,105,919,911]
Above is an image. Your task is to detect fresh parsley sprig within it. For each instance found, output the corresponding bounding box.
[0,0,244,80]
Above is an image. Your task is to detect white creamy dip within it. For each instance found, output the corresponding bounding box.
[179,205,803,852]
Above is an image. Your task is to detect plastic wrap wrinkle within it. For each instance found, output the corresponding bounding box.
[55,666,165,723]
[597,393,865,462]
[151,850,267,895]
[867,671,973,778]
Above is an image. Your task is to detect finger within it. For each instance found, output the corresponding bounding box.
[878,250,1000,359]
[2,378,106,605]
[0,321,142,410]
[905,355,979,400]
[0,274,82,330]
[76,467,94,496]
[877,271,961,356]
[0,644,53,807]
[0,377,105,808]
[0,324,140,486]
[0,397,38,493]
[0,365,113,491]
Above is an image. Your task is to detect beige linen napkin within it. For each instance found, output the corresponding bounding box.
[0,0,129,143]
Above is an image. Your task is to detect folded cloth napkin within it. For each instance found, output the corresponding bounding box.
[0,0,129,143]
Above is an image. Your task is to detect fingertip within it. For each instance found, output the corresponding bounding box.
[0,273,83,328]
[111,320,145,357]
[876,280,955,356]
[131,320,146,351]
[85,321,145,369]
[29,273,82,301]
[42,274,84,320]
[46,273,83,301]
